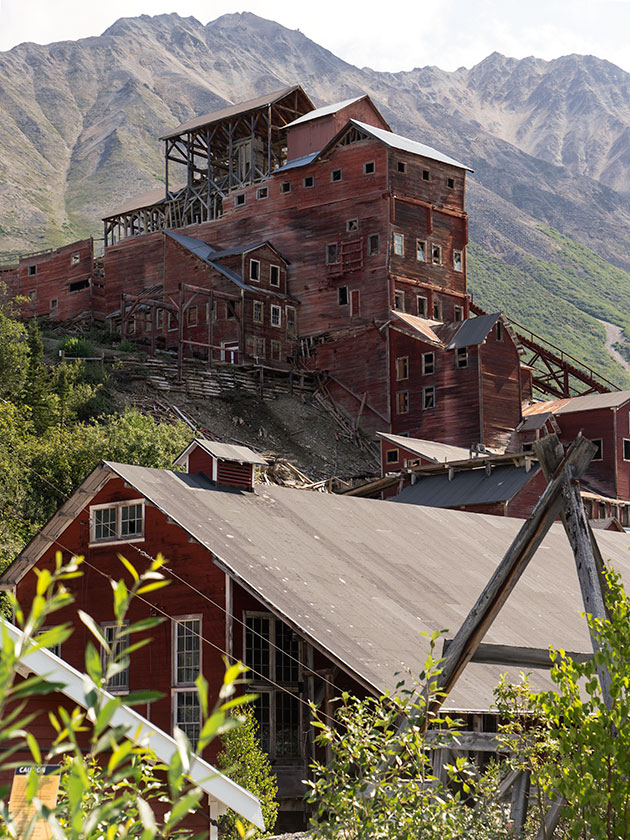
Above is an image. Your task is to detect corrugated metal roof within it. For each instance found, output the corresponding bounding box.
[350,120,474,172]
[175,439,268,466]
[393,464,539,507]
[284,96,366,128]
[165,231,247,289]
[159,85,308,140]
[517,413,553,432]
[553,391,630,414]
[377,432,470,463]
[275,152,319,172]
[9,463,630,711]
[444,313,501,350]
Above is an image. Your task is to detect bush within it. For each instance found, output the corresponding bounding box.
[59,336,94,358]
[217,705,279,838]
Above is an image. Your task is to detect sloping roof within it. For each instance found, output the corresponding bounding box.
[391,310,442,344]
[393,464,540,508]
[517,412,553,432]
[103,187,167,220]
[553,391,630,414]
[8,462,630,711]
[443,313,501,350]
[160,85,311,140]
[175,439,268,467]
[275,152,319,173]
[349,120,473,172]
[4,620,264,829]
[377,432,470,463]
[284,95,390,130]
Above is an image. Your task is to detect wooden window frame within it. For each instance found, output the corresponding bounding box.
[337,286,348,306]
[447,177,455,189]
[256,186,268,200]
[453,249,463,272]
[394,290,405,311]
[302,175,314,188]
[363,161,375,175]
[101,622,129,693]
[393,233,404,256]
[270,339,282,361]
[350,289,360,317]
[416,239,426,262]
[186,306,198,326]
[623,439,630,462]
[249,259,260,282]
[270,304,282,328]
[423,385,436,410]
[331,169,342,182]
[368,234,380,256]
[89,499,145,547]
[50,298,58,311]
[346,218,359,232]
[422,169,430,181]
[234,193,245,207]
[592,439,603,461]
[432,299,443,321]
[253,300,264,324]
[172,615,202,687]
[28,265,37,276]
[386,448,399,464]
[71,252,80,265]
[431,244,442,265]
[454,305,464,322]
[456,347,468,368]
[326,243,339,265]
[254,337,266,358]
[280,181,291,194]
[396,390,409,415]
[417,295,428,318]
[397,161,406,173]
[269,264,280,287]
[422,352,435,375]
[395,356,409,381]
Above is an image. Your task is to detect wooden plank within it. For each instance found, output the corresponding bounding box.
[442,640,590,669]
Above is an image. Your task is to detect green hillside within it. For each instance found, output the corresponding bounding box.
[468,231,630,390]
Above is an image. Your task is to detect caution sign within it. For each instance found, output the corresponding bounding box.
[8,765,61,840]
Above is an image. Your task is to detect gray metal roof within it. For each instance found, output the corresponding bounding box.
[165,231,247,290]
[159,85,309,140]
[8,463,630,711]
[284,96,366,128]
[275,152,319,173]
[393,464,540,507]
[517,413,553,432]
[553,391,630,414]
[175,439,268,467]
[350,120,474,172]
[377,432,470,463]
[444,313,501,350]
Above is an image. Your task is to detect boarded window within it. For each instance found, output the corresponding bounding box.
[350,289,360,316]
[271,340,282,361]
[102,623,129,691]
[186,306,198,326]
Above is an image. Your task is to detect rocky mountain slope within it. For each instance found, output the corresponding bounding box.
[2,12,630,382]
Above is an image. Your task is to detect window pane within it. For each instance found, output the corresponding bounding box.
[276,623,299,683]
[103,624,129,689]
[95,508,117,540]
[175,691,201,744]
[245,616,270,679]
[276,692,300,757]
[176,619,201,684]
[121,504,143,537]
[252,692,271,754]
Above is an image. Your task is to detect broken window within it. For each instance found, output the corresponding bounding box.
[49,298,58,310]
[280,181,291,194]
[256,186,268,200]
[271,340,282,361]
[363,161,375,175]
[422,352,435,375]
[453,250,463,272]
[423,386,436,410]
[28,265,37,276]
[447,177,455,189]
[396,391,409,414]
[331,169,342,182]
[226,301,237,320]
[71,252,80,265]
[592,439,603,461]
[346,218,359,232]
[168,312,177,331]
[397,161,406,173]
[386,448,399,464]
[69,278,90,292]
[271,305,282,327]
[394,290,405,311]
[422,170,430,181]
[456,347,468,368]
[326,243,339,264]
[417,296,428,317]
[396,357,409,381]
[368,234,380,256]
[432,244,442,265]
[393,233,404,256]
[416,240,426,262]
[250,259,260,281]
[186,306,198,326]
[270,264,280,286]
[234,193,245,207]
[338,286,348,305]
[303,175,314,188]
[454,305,464,322]
[253,301,264,324]
[432,300,443,320]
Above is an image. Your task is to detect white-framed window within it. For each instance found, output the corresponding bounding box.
[90,500,145,545]
[453,250,463,271]
[416,240,426,262]
[270,264,280,287]
[38,628,61,658]
[624,439,630,461]
[250,259,260,282]
[253,300,264,324]
[173,689,201,745]
[394,290,405,311]
[244,613,301,759]
[432,244,442,265]
[422,352,435,375]
[271,305,282,327]
[393,233,404,256]
[346,218,359,232]
[173,616,202,686]
[234,193,245,207]
[423,386,436,410]
[592,439,603,461]
[102,622,129,692]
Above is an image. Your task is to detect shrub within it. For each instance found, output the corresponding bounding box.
[59,336,94,358]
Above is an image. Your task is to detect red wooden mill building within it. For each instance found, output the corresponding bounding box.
[2,83,621,452]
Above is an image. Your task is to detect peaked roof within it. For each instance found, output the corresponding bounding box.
[392,311,501,349]
[175,439,268,467]
[3,620,264,829]
[6,461,630,711]
[377,432,470,464]
[393,463,540,508]
[284,94,390,130]
[443,312,501,349]
[160,85,313,140]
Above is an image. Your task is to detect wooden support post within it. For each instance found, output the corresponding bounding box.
[177,285,184,384]
[510,769,531,837]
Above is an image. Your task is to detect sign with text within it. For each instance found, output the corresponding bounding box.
[8,765,61,840]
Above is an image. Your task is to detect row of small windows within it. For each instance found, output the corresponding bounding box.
[395,348,468,381]
[246,336,284,361]
[392,233,463,271]
[249,260,281,285]
[128,302,297,333]
[395,160,456,189]
[396,386,436,414]
[253,301,284,328]
[234,161,377,207]
[394,290,464,322]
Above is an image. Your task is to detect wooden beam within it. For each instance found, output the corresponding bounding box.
[442,640,590,669]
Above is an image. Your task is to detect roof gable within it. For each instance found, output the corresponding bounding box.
[174,439,268,467]
[284,94,390,131]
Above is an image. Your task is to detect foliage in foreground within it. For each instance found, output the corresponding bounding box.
[0,553,256,839]
[217,706,279,838]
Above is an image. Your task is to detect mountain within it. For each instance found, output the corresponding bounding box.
[2,12,630,384]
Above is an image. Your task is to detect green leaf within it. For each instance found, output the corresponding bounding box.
[78,610,110,651]
[84,641,103,685]
[118,554,139,582]
[136,580,170,595]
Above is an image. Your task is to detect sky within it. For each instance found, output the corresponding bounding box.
[1,0,630,73]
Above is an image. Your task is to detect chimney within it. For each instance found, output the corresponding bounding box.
[173,439,267,491]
